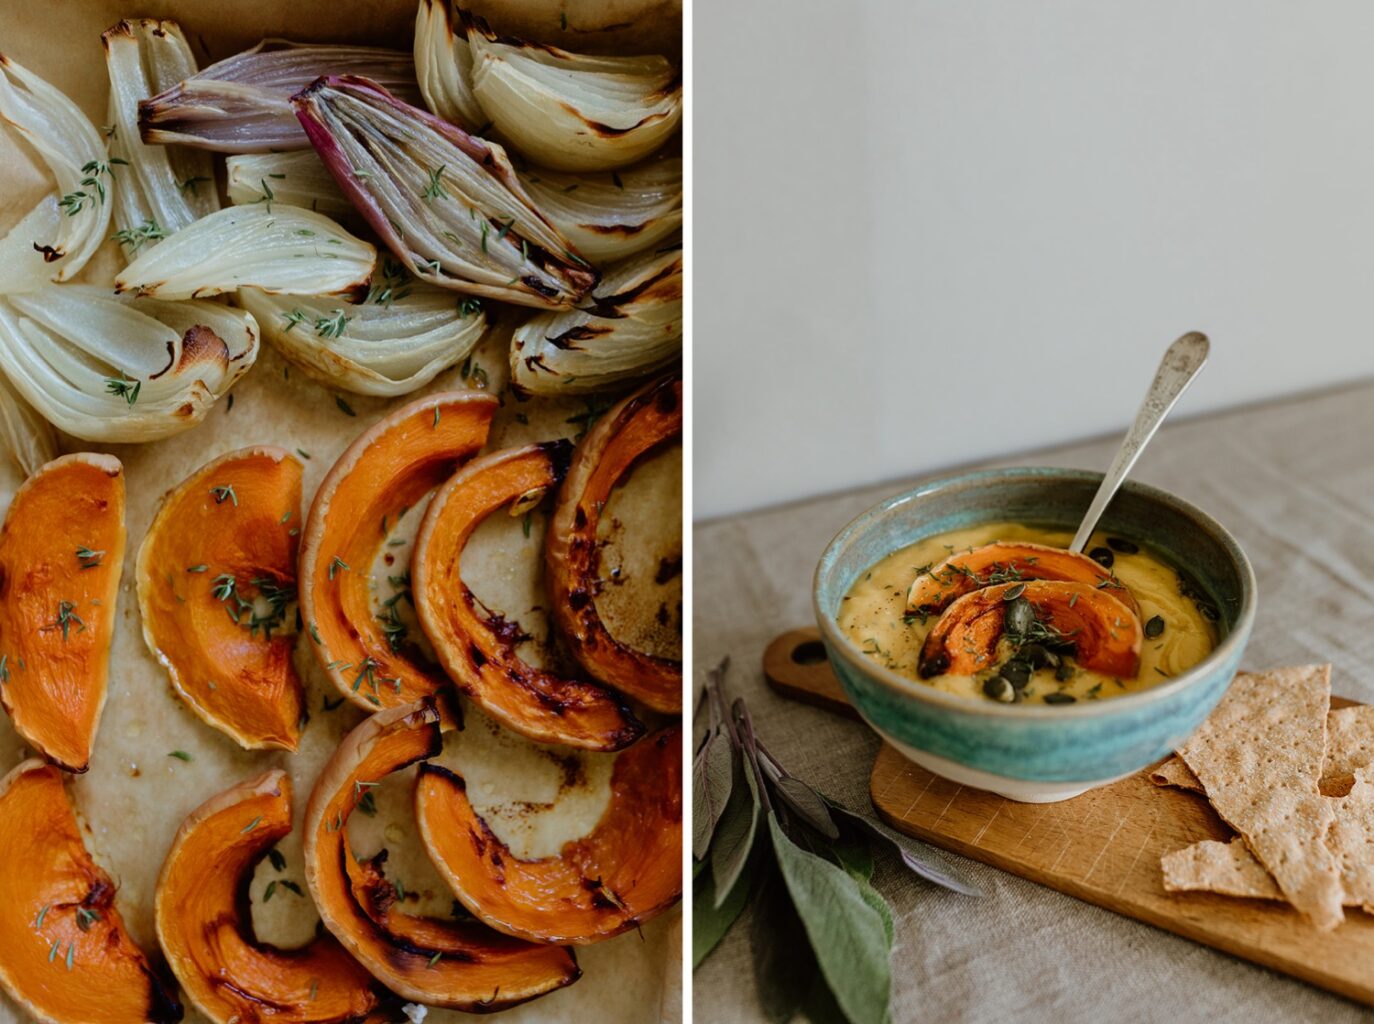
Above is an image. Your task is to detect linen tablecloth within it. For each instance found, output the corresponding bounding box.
[693,380,1374,1023]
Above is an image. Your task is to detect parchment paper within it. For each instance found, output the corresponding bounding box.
[0,2,682,1021]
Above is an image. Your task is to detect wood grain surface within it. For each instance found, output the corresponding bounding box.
[766,626,1374,1007]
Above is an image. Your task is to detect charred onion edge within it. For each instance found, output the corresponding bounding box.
[545,373,682,712]
[412,440,644,751]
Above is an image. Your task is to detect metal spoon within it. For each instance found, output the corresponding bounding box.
[1069,332,1210,553]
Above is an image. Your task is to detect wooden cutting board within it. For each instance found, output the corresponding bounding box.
[764,627,1374,1007]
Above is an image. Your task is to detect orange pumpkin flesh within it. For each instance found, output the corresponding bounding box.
[416,725,682,945]
[136,447,304,751]
[300,392,499,712]
[303,699,580,1008]
[412,442,644,751]
[905,541,1142,620]
[155,768,391,1024]
[918,581,1143,679]
[0,453,125,773]
[0,759,182,1024]
[545,375,682,713]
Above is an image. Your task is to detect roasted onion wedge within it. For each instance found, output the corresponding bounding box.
[413,442,644,750]
[0,759,182,1024]
[139,40,419,152]
[413,0,484,130]
[137,447,304,750]
[521,157,683,264]
[300,392,497,711]
[102,19,218,256]
[511,243,681,396]
[0,286,257,443]
[293,75,596,308]
[464,11,682,172]
[546,374,682,712]
[239,262,488,397]
[115,204,376,301]
[225,151,352,217]
[918,581,1143,680]
[0,55,113,287]
[417,725,682,944]
[303,700,581,1009]
[0,454,125,774]
[156,769,392,1024]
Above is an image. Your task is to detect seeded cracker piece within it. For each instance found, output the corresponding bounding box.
[1149,755,1203,793]
[1176,664,1343,930]
[1162,839,1281,899]
[1323,705,1374,790]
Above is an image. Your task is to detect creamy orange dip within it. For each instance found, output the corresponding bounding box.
[838,522,1218,705]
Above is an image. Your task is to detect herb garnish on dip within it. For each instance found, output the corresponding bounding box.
[838,523,1217,705]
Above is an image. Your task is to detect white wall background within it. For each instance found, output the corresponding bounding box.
[694,1,1374,520]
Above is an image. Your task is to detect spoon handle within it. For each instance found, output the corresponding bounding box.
[1069,332,1210,553]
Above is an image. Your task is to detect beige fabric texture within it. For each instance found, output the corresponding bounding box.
[1176,665,1343,930]
[694,382,1374,1023]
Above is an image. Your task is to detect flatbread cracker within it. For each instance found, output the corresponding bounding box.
[1149,755,1203,793]
[1323,705,1374,790]
[1176,664,1343,930]
[1162,838,1281,899]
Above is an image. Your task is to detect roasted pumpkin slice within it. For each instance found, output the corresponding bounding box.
[156,768,392,1024]
[545,375,682,713]
[918,580,1143,679]
[906,541,1141,620]
[413,442,644,751]
[300,392,498,712]
[303,700,580,1009]
[137,447,304,750]
[0,759,182,1024]
[0,453,125,772]
[416,725,682,945]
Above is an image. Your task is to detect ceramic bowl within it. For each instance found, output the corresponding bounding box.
[813,467,1256,803]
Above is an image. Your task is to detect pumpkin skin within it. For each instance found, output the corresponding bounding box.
[300,392,498,712]
[905,541,1141,620]
[918,580,1144,679]
[416,725,682,945]
[0,759,182,1024]
[302,699,581,1008]
[545,374,682,713]
[0,453,125,772]
[136,447,304,750]
[412,441,644,751]
[155,768,392,1024]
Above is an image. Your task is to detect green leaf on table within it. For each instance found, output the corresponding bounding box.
[769,813,892,1024]
[773,774,840,839]
[711,754,760,908]
[693,728,735,858]
[693,860,752,968]
[825,799,983,897]
[749,858,814,1024]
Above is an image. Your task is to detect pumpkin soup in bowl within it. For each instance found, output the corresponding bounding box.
[838,523,1218,706]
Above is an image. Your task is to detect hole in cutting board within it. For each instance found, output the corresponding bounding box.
[791,640,826,665]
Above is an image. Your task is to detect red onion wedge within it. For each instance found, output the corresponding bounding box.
[293,75,597,309]
[138,40,419,153]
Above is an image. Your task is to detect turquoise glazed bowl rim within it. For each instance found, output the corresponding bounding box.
[812,466,1257,720]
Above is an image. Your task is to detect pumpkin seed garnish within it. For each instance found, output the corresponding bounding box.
[1144,615,1165,639]
[168,750,192,762]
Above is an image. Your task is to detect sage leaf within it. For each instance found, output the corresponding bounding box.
[769,814,892,1024]
[749,861,813,1024]
[773,775,839,839]
[692,728,735,859]
[710,754,760,908]
[693,863,751,967]
[825,799,983,898]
